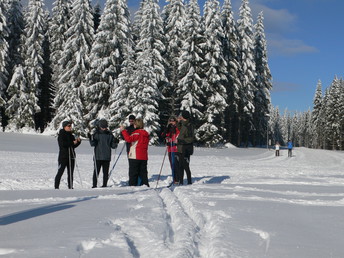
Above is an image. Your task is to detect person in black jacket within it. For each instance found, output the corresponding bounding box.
[89,119,118,188]
[55,121,81,189]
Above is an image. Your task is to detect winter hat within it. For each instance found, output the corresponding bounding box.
[62,120,72,128]
[98,119,108,129]
[181,110,190,119]
[129,115,136,120]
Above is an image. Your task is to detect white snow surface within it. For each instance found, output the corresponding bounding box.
[0,132,344,258]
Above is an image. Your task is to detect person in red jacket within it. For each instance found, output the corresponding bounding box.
[120,118,150,187]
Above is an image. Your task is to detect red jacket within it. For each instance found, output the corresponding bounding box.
[122,129,149,160]
[164,127,180,152]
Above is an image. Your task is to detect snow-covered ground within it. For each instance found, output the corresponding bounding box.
[0,132,344,258]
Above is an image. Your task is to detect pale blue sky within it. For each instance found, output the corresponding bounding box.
[34,0,344,112]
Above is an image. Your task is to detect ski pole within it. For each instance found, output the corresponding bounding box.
[170,141,175,183]
[108,143,125,179]
[68,148,73,189]
[155,146,168,189]
[71,147,83,188]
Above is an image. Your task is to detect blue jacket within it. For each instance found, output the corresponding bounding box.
[287,141,293,149]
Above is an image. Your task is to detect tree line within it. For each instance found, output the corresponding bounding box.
[0,0,341,149]
[270,78,344,151]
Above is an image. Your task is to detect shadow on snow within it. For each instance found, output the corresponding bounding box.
[0,196,97,225]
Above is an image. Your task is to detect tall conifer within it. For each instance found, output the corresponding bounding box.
[50,0,94,134]
[83,0,132,128]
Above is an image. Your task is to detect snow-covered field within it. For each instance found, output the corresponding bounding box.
[0,132,344,258]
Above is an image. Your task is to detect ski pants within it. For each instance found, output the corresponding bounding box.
[288,149,292,157]
[168,151,177,182]
[128,159,149,187]
[93,160,110,187]
[55,158,75,189]
[176,152,192,185]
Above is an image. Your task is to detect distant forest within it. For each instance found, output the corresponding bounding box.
[0,0,343,149]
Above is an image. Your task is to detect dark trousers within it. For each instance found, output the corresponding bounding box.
[288,149,292,157]
[128,159,149,187]
[93,160,110,187]
[176,152,192,185]
[275,150,280,156]
[55,158,75,189]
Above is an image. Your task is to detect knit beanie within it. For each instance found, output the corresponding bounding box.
[62,120,71,128]
[98,119,108,129]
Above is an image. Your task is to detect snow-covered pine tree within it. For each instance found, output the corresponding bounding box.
[83,0,132,129]
[6,65,40,131]
[311,80,323,148]
[270,106,283,145]
[36,10,54,132]
[20,0,48,129]
[196,0,227,146]
[162,0,186,121]
[50,0,94,134]
[325,77,342,150]
[177,0,204,122]
[298,109,311,147]
[339,78,344,150]
[131,0,145,43]
[253,11,272,146]
[108,46,136,136]
[280,108,291,144]
[236,0,256,146]
[0,0,10,128]
[50,0,71,97]
[320,88,330,149]
[0,0,9,112]
[0,1,9,105]
[6,0,24,70]
[132,0,166,142]
[221,0,241,144]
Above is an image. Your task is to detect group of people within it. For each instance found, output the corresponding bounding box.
[274,139,293,157]
[54,111,194,189]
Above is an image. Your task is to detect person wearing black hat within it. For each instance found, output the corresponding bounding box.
[89,119,118,188]
[55,120,81,189]
[176,110,194,185]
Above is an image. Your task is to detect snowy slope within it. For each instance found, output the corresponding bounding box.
[0,132,344,258]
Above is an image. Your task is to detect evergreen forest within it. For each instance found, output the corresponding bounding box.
[0,0,343,149]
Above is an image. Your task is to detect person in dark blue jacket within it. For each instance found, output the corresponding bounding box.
[287,139,293,157]
[55,121,81,189]
[89,119,118,188]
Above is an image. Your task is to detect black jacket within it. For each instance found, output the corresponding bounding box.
[58,129,81,161]
[90,129,118,161]
[177,119,194,155]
